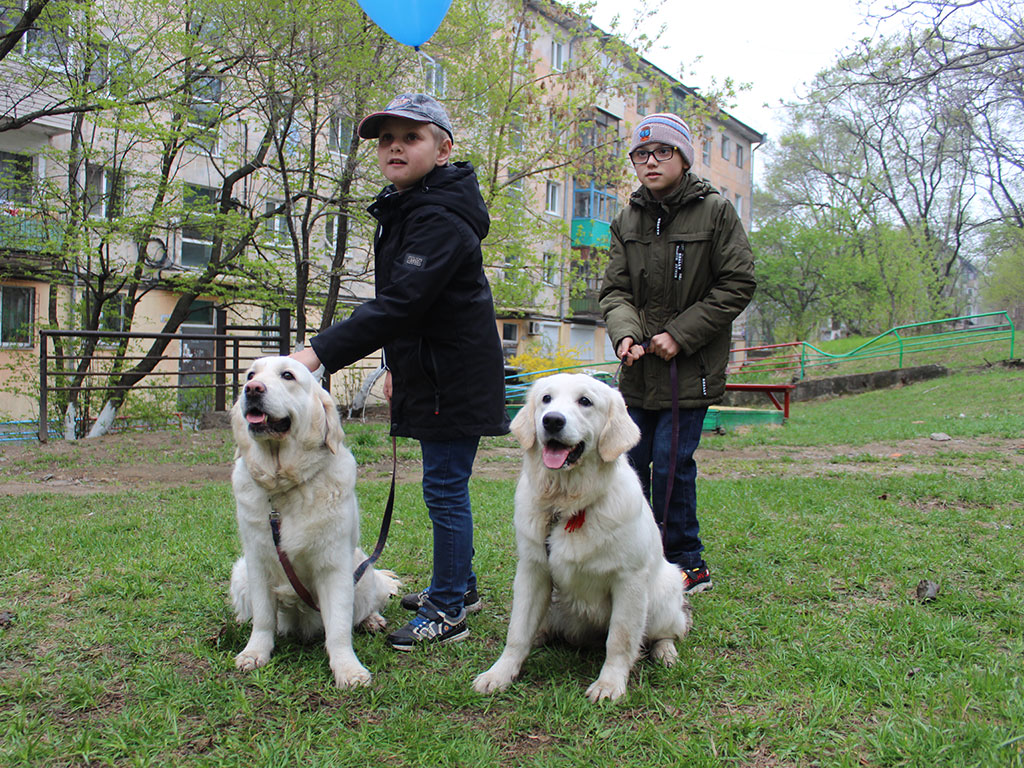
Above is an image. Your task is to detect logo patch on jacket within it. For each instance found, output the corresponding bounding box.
[404,253,425,267]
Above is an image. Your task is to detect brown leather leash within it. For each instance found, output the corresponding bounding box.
[267,435,398,612]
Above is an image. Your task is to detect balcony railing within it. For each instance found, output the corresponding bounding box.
[569,292,601,316]
[0,210,63,253]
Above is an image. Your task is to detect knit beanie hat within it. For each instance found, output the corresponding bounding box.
[629,113,694,168]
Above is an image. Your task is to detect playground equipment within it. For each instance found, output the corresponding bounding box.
[506,312,1016,432]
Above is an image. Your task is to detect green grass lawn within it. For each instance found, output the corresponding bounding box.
[1,366,1022,767]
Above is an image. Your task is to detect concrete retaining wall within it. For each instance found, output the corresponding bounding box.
[722,364,950,409]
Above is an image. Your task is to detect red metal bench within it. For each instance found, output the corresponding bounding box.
[725,383,796,419]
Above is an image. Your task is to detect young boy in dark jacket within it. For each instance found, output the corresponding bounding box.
[292,93,508,649]
[600,113,755,593]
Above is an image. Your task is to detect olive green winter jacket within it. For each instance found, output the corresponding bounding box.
[599,172,756,410]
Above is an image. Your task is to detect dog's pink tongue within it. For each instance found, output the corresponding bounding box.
[542,444,570,469]
[246,412,267,425]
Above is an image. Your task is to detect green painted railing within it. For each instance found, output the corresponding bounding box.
[728,311,1016,379]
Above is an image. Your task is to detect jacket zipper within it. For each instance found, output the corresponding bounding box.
[418,338,442,415]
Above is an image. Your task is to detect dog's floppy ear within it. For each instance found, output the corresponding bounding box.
[509,383,537,450]
[313,383,345,454]
[598,388,641,462]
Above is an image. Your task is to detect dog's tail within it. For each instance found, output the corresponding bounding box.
[229,557,252,622]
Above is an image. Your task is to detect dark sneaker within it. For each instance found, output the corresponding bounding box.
[400,586,482,614]
[682,564,713,594]
[387,600,469,651]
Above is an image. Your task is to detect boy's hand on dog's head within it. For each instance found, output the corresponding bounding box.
[290,346,323,373]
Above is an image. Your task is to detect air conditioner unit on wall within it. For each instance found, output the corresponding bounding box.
[527,321,542,336]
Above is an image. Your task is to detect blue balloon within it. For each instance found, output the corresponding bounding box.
[356,0,453,48]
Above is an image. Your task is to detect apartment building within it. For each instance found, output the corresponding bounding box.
[495,1,763,364]
[0,0,762,424]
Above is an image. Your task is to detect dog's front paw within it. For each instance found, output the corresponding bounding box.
[585,675,627,702]
[649,638,678,667]
[359,612,387,633]
[473,666,516,695]
[235,650,269,671]
[332,662,372,689]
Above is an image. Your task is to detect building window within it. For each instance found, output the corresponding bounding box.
[502,323,518,343]
[324,213,342,251]
[328,113,354,156]
[636,86,649,116]
[514,22,530,62]
[424,60,446,97]
[263,201,290,245]
[545,181,560,215]
[0,285,34,346]
[736,144,744,169]
[261,307,281,349]
[721,135,731,161]
[701,126,712,166]
[573,182,618,222]
[181,183,218,267]
[90,293,129,345]
[581,108,619,152]
[0,151,33,205]
[550,40,565,71]
[721,187,729,200]
[734,194,743,218]
[0,1,70,66]
[542,251,559,284]
[187,73,222,153]
[508,171,524,201]
[86,164,124,219]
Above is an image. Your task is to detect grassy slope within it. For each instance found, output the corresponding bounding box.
[1,367,1022,767]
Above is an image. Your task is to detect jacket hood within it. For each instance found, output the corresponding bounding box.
[370,161,490,241]
[629,171,716,215]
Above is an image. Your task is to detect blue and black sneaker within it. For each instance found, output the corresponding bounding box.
[387,598,469,651]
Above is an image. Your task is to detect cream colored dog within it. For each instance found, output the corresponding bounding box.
[229,356,399,688]
[473,373,692,702]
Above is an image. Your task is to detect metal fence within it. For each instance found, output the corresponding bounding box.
[726,312,1016,379]
[36,309,292,441]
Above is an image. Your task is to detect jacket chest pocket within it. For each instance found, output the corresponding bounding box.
[621,232,653,310]
[667,231,714,306]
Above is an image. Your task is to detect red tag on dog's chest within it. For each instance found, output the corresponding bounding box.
[564,509,586,532]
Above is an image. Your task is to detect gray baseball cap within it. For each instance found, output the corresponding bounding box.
[357,93,454,142]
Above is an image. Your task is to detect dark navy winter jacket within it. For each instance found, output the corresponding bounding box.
[310,162,509,441]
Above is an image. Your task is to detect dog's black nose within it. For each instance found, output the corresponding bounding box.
[542,412,565,433]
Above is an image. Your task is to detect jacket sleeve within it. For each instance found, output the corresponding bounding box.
[310,207,475,372]
[664,199,756,356]
[599,219,644,350]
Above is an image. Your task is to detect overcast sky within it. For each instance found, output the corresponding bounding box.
[589,0,887,144]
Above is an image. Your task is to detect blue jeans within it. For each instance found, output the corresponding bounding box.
[419,437,480,615]
[627,406,708,570]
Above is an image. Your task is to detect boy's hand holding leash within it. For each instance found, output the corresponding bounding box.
[618,333,681,366]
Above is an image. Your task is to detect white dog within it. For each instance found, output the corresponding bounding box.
[229,356,400,688]
[473,373,692,702]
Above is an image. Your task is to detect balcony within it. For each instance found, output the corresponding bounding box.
[569,291,601,317]
[571,218,609,248]
[571,182,618,248]
[0,210,63,254]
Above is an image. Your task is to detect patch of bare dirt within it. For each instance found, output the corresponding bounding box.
[1,427,1021,497]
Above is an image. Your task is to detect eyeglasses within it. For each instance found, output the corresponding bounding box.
[629,146,675,164]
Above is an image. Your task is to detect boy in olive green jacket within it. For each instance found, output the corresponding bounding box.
[600,113,755,593]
